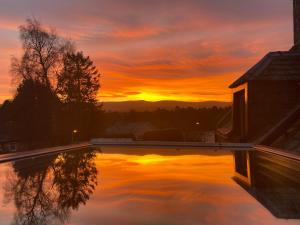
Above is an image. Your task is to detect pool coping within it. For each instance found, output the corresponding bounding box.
[90,139,254,148]
[0,141,252,164]
[0,140,299,164]
[0,142,91,163]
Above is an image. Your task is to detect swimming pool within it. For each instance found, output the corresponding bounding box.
[0,146,299,225]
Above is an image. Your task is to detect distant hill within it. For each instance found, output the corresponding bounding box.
[101,100,231,112]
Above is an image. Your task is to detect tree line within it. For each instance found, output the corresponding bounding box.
[0,19,101,149]
[102,106,230,133]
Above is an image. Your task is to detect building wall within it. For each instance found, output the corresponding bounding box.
[247,80,300,141]
[232,89,246,139]
[230,83,248,142]
[294,0,300,45]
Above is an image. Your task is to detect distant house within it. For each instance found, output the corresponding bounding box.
[0,139,18,152]
[216,0,300,144]
[104,121,155,139]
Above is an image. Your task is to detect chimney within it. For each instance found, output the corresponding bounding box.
[294,0,300,45]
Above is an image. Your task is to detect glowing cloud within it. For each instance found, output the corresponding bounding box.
[0,0,293,103]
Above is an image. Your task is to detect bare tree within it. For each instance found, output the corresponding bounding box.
[11,19,72,88]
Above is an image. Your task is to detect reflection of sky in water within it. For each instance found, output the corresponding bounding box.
[0,147,299,225]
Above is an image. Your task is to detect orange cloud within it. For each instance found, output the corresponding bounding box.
[0,0,294,103]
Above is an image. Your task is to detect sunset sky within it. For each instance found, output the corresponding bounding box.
[0,0,293,103]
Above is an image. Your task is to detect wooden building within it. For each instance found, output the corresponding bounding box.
[216,0,300,143]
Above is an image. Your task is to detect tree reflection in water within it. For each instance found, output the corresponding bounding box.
[53,150,98,210]
[3,149,98,225]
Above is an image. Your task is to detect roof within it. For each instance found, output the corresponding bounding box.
[229,51,300,88]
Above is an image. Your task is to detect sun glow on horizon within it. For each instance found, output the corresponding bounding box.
[98,91,231,102]
[0,0,293,104]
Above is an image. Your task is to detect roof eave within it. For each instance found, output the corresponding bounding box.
[228,52,276,89]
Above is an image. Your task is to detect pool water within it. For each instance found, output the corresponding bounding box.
[0,146,299,225]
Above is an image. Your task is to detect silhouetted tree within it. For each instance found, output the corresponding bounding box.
[11,19,71,88]
[8,19,70,148]
[6,19,101,147]
[57,52,101,141]
[11,79,60,148]
[57,51,100,104]
[0,100,14,138]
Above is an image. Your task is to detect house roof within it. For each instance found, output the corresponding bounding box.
[229,51,300,88]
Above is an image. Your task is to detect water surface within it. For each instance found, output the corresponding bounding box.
[0,146,299,225]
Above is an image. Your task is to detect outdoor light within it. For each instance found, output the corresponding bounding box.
[72,129,78,143]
